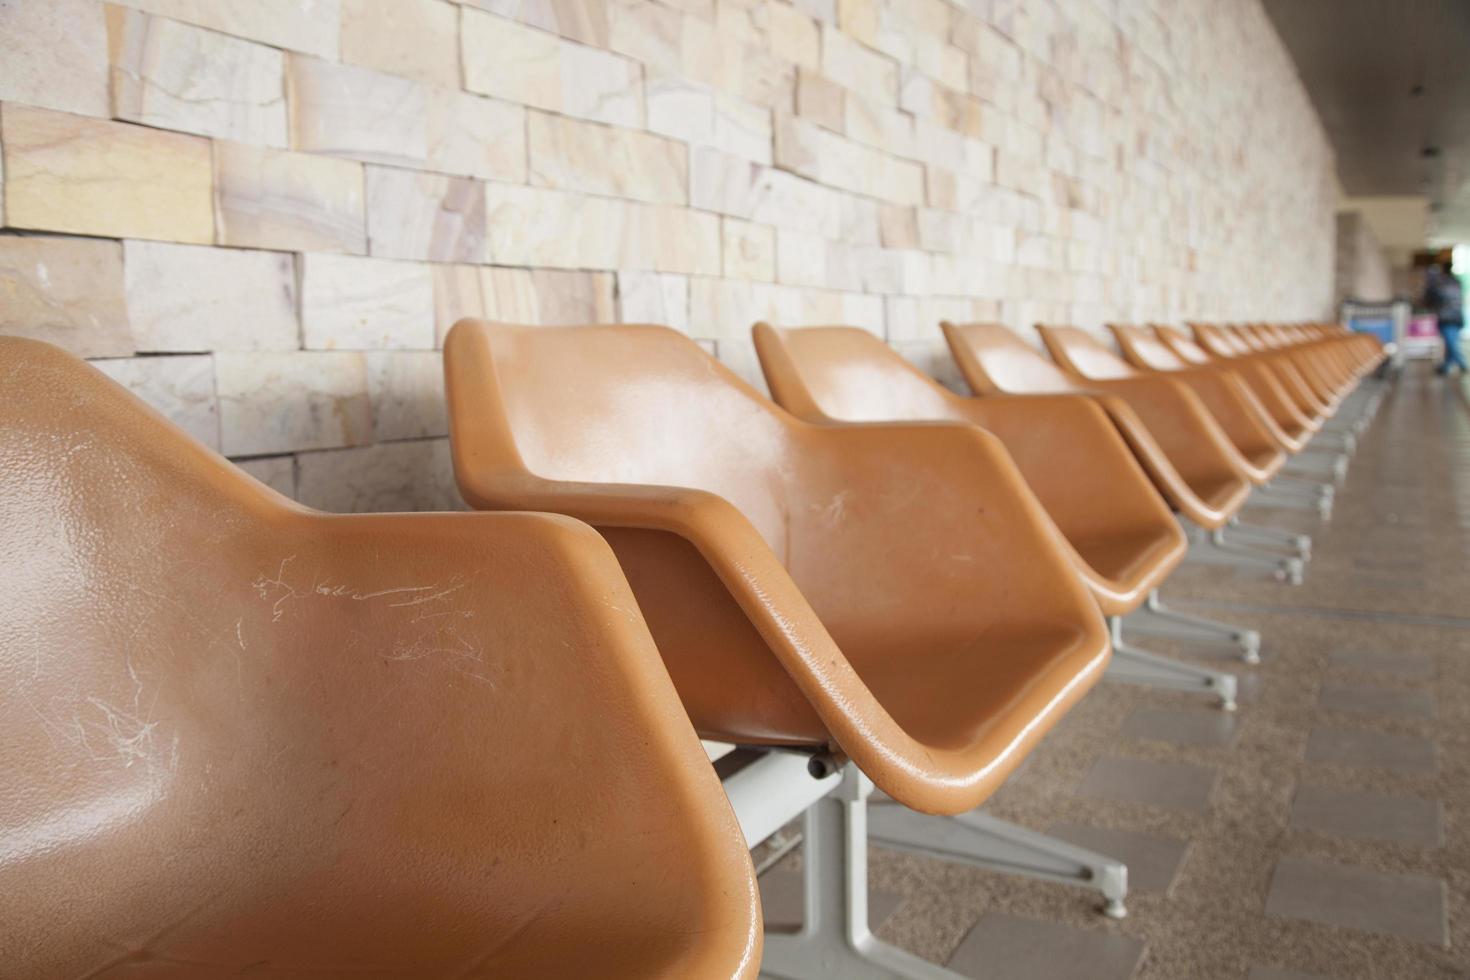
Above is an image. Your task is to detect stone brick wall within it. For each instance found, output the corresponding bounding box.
[1,0,1337,512]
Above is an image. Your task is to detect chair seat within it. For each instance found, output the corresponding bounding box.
[1071,525,1184,595]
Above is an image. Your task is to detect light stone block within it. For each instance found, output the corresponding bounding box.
[216,351,372,456]
[723,218,776,281]
[626,205,722,276]
[776,228,827,287]
[300,253,436,350]
[767,2,820,69]
[431,264,487,345]
[106,0,341,57]
[365,351,448,441]
[93,354,219,450]
[295,438,462,513]
[0,0,109,117]
[480,268,617,324]
[608,0,682,72]
[468,0,610,46]
[214,141,366,254]
[484,183,627,268]
[425,89,527,182]
[822,23,896,104]
[618,271,689,332]
[0,235,132,358]
[341,0,459,87]
[123,241,298,352]
[528,111,688,205]
[796,68,845,133]
[107,7,287,146]
[286,56,428,166]
[647,75,716,146]
[713,96,773,164]
[2,103,213,244]
[234,455,296,497]
[462,10,642,126]
[365,167,487,263]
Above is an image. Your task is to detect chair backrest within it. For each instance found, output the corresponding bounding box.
[445,321,797,552]
[1190,322,1250,358]
[1035,324,1138,380]
[0,337,760,979]
[752,322,963,423]
[939,321,1080,394]
[1109,323,1189,370]
[1153,324,1215,365]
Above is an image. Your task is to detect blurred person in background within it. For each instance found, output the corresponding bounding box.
[1423,262,1466,375]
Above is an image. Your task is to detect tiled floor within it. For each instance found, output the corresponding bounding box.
[760,365,1470,978]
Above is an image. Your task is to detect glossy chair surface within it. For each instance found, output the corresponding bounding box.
[1113,324,1311,454]
[1037,324,1285,481]
[751,322,1184,616]
[444,320,1110,817]
[1157,324,1323,439]
[940,321,1251,529]
[0,337,760,980]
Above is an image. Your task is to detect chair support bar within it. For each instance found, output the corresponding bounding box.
[867,804,1128,919]
[761,767,967,980]
[1225,517,1311,560]
[1123,590,1261,663]
[1106,617,1239,710]
[1182,524,1305,584]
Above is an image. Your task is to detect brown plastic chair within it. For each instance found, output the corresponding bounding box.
[1110,324,1311,454]
[751,322,1185,619]
[1191,322,1340,417]
[939,321,1253,531]
[1038,324,1286,483]
[1156,324,1327,441]
[0,337,761,980]
[443,319,1109,818]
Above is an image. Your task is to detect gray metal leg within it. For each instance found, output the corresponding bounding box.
[761,767,965,980]
[1106,616,1238,710]
[867,805,1128,919]
[1123,589,1261,664]
[1224,516,1311,560]
[1182,524,1304,584]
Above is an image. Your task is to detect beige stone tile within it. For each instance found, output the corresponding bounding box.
[484,183,627,268]
[365,351,447,441]
[646,75,715,146]
[431,264,487,345]
[462,9,641,126]
[234,455,296,498]
[608,0,682,73]
[123,240,298,352]
[216,350,372,456]
[713,95,772,164]
[775,227,826,287]
[365,166,487,263]
[821,23,895,104]
[93,354,219,450]
[766,2,820,69]
[2,104,213,244]
[425,89,526,182]
[626,205,722,275]
[723,217,775,281]
[0,235,131,358]
[286,55,427,166]
[468,0,610,46]
[106,7,287,146]
[479,267,616,324]
[341,0,459,87]
[107,0,341,57]
[299,253,436,350]
[737,47,795,110]
[617,271,689,332]
[528,111,687,205]
[795,68,845,133]
[879,204,919,249]
[214,140,366,253]
[0,0,109,117]
[294,438,462,513]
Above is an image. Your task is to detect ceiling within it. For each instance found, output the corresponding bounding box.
[1263,0,1470,244]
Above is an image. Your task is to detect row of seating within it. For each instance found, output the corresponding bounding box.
[1,318,1382,978]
